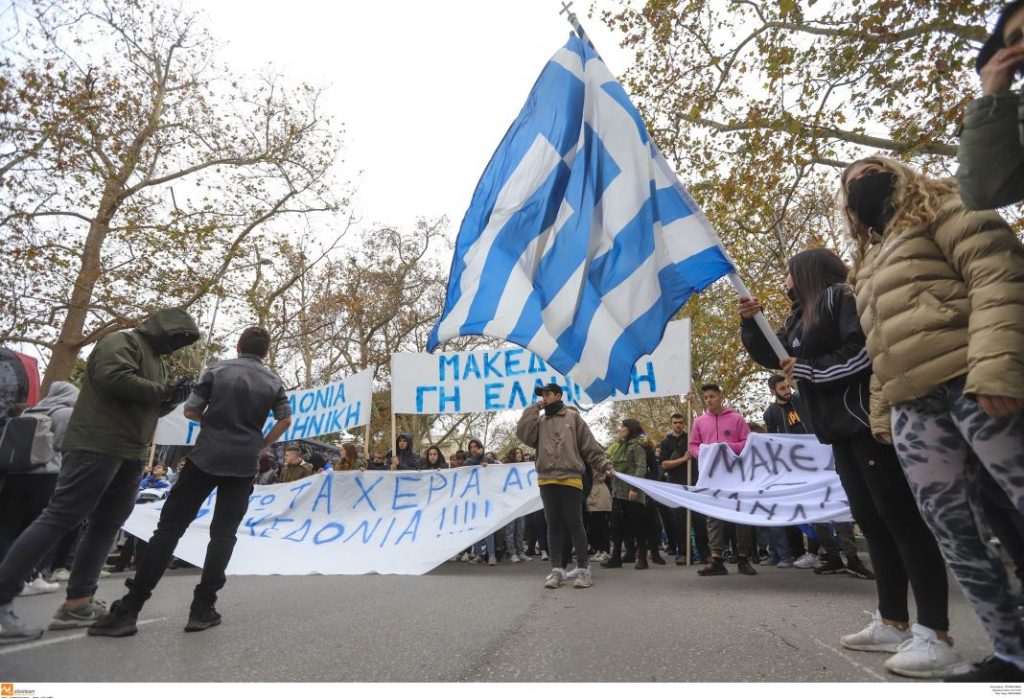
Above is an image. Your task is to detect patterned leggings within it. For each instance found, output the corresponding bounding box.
[891,375,1024,661]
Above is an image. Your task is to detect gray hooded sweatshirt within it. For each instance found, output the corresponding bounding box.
[22,381,79,474]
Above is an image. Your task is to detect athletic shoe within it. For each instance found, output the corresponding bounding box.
[776,557,795,569]
[597,552,611,562]
[449,555,459,562]
[635,557,649,570]
[458,552,470,562]
[814,557,846,575]
[540,550,549,561]
[674,554,688,566]
[49,599,109,630]
[543,568,565,589]
[793,553,819,569]
[697,558,728,576]
[759,555,779,567]
[724,551,738,564]
[98,569,111,578]
[468,556,482,565]
[510,554,521,563]
[185,607,222,633]
[845,556,875,580]
[488,555,497,566]
[19,576,60,596]
[945,656,1024,683]
[520,553,533,562]
[0,603,43,644]
[87,600,138,638]
[48,568,71,582]
[650,553,667,565]
[840,610,912,652]
[600,557,622,569]
[564,566,580,580]
[573,568,593,589]
[737,557,758,575]
[883,624,971,678]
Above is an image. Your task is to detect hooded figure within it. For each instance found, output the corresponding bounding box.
[21,381,79,475]
[386,432,421,471]
[62,308,200,461]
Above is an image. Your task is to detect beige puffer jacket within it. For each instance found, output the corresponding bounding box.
[853,195,1024,435]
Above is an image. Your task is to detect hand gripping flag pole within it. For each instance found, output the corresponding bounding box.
[558,2,790,366]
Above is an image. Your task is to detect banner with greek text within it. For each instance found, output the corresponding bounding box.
[393,320,689,414]
[153,367,375,447]
[618,433,851,525]
[123,463,541,575]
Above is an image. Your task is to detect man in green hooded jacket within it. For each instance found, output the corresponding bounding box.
[0,307,199,644]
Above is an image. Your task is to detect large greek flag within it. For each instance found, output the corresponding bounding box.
[428,34,733,403]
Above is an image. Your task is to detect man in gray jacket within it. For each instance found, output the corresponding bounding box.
[957,1,1024,209]
[0,382,78,596]
[516,383,610,590]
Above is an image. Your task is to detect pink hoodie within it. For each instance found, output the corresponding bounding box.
[689,407,750,456]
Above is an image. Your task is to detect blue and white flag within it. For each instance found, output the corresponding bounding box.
[428,34,733,403]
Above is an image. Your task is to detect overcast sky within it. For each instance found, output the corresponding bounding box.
[199,0,632,240]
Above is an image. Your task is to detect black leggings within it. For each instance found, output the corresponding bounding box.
[540,484,588,570]
[832,437,949,630]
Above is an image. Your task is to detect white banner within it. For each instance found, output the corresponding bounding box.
[123,463,541,575]
[618,433,851,525]
[153,367,375,446]
[392,320,689,414]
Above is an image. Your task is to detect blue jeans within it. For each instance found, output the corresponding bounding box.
[766,527,792,559]
[473,533,496,558]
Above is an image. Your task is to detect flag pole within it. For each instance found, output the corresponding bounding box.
[558,2,789,366]
[684,393,693,567]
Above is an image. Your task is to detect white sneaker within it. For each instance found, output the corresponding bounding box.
[488,555,497,566]
[449,555,459,562]
[573,568,593,589]
[458,552,470,563]
[840,610,912,652]
[18,576,60,597]
[540,550,549,561]
[564,566,580,580]
[793,553,819,569]
[510,554,521,563]
[49,568,71,582]
[520,553,532,562]
[543,568,565,589]
[883,624,971,678]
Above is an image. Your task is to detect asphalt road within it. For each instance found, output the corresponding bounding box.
[0,558,999,683]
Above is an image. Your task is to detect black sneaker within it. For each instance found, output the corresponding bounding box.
[814,557,846,575]
[600,557,622,569]
[635,558,649,570]
[737,557,758,575]
[184,607,222,633]
[697,558,727,576]
[650,553,667,565]
[945,656,1024,683]
[86,600,138,638]
[844,556,875,580]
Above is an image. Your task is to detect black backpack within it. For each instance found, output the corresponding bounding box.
[0,413,55,472]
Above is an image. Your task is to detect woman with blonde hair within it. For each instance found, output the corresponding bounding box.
[842,154,1024,683]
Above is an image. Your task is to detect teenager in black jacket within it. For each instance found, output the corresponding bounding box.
[739,248,965,679]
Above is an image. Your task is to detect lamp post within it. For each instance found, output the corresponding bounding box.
[197,257,273,372]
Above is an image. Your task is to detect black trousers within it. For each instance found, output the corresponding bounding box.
[124,462,252,613]
[832,437,949,630]
[610,498,649,560]
[978,466,1024,587]
[540,484,588,570]
[587,510,610,554]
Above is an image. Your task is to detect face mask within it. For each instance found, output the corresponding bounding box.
[847,171,897,234]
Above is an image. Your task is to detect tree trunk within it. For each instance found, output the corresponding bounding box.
[41,212,112,393]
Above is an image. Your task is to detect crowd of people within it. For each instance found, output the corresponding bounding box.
[0,0,1021,685]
